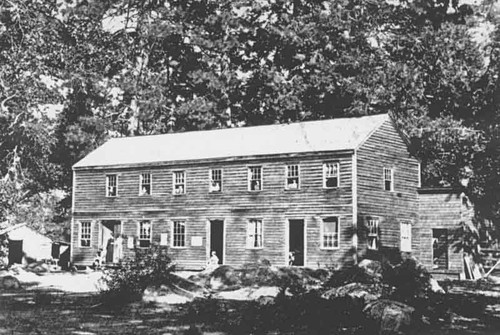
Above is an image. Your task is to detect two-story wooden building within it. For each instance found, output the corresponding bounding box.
[71,114,434,270]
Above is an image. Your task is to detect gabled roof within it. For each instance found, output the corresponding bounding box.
[74,113,389,169]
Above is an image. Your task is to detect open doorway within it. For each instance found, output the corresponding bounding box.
[432,228,448,270]
[100,220,122,264]
[289,219,305,266]
[8,240,23,265]
[210,220,224,265]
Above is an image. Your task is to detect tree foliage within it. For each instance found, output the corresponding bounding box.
[0,0,499,239]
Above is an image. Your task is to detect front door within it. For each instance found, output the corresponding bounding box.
[289,220,305,266]
[210,220,224,265]
[101,220,121,263]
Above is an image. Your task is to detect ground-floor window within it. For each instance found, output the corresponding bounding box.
[247,219,263,248]
[321,217,339,249]
[433,228,448,269]
[367,217,380,250]
[80,221,91,247]
[173,221,186,247]
[138,220,152,248]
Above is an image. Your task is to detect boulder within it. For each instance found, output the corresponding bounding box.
[429,278,445,294]
[0,275,22,290]
[364,299,415,335]
[256,295,275,306]
[358,259,383,278]
[322,282,383,302]
[143,285,191,305]
[209,265,240,290]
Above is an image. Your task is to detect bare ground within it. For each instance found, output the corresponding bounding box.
[2,271,500,334]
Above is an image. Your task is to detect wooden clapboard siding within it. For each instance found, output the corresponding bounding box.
[71,219,100,265]
[72,152,355,268]
[416,190,465,274]
[356,119,419,255]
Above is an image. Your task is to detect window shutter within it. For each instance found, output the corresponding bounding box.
[400,221,412,252]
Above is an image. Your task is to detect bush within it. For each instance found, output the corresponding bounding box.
[100,245,174,306]
[383,256,431,304]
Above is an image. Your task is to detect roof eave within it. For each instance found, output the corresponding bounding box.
[73,149,355,171]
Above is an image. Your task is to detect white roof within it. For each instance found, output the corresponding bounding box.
[74,114,389,168]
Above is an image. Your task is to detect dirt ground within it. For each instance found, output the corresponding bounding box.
[2,271,500,334]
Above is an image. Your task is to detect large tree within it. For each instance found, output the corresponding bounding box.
[0,0,499,242]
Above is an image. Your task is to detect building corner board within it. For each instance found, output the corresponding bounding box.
[352,150,358,264]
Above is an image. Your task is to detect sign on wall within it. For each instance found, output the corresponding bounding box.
[160,233,168,246]
[191,236,203,246]
[127,236,134,249]
[400,221,412,252]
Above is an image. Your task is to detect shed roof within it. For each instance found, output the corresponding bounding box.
[74,113,389,169]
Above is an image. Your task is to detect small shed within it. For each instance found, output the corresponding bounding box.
[0,224,53,265]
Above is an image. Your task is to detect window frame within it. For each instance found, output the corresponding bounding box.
[383,167,394,191]
[367,217,380,250]
[209,168,223,193]
[79,221,92,248]
[246,219,264,249]
[106,174,118,197]
[172,220,186,248]
[172,170,186,195]
[320,216,340,250]
[285,164,300,190]
[323,162,340,188]
[139,173,152,196]
[417,162,421,188]
[138,220,152,248]
[248,166,263,191]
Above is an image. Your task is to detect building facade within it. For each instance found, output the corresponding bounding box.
[71,114,428,270]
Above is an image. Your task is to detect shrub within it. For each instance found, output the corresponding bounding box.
[383,257,431,304]
[100,245,174,306]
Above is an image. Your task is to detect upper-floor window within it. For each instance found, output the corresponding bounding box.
[248,166,262,191]
[286,164,300,189]
[384,168,394,191]
[172,220,186,248]
[106,174,117,197]
[138,220,152,248]
[173,171,185,194]
[321,217,339,249]
[247,219,263,248]
[323,162,339,188]
[209,169,222,193]
[80,221,91,247]
[367,218,380,250]
[139,173,152,196]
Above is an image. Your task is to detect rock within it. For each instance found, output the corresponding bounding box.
[143,285,191,305]
[0,275,21,290]
[364,299,415,335]
[358,259,383,278]
[429,278,445,294]
[256,295,275,306]
[214,286,280,301]
[209,265,240,290]
[322,282,382,302]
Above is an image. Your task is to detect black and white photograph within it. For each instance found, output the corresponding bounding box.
[0,0,499,334]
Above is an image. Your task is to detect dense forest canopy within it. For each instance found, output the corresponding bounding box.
[0,0,498,244]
